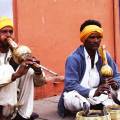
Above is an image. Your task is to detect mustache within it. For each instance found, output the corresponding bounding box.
[89,43,99,46]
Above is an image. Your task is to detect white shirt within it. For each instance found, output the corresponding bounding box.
[0,51,17,106]
[80,48,100,97]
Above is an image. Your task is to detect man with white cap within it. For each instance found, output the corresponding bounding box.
[0,16,45,120]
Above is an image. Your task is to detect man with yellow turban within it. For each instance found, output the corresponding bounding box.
[0,16,45,120]
[58,19,120,117]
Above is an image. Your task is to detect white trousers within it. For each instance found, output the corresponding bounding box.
[63,90,120,112]
[63,90,90,112]
[17,68,34,119]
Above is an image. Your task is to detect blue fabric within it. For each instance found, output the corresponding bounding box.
[58,45,120,117]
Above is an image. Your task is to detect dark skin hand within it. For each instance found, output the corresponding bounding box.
[94,78,119,97]
[12,56,41,81]
[94,83,110,97]
[106,78,119,90]
[23,56,42,74]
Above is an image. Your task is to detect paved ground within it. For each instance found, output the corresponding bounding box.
[33,95,75,120]
[33,95,120,120]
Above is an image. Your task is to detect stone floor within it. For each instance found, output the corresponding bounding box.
[33,95,75,120]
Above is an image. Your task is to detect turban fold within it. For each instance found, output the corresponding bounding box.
[0,16,13,30]
[80,25,103,42]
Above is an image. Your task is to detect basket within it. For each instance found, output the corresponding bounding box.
[76,110,111,120]
[107,105,120,120]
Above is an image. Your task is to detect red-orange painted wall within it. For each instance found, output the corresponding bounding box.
[12,0,120,98]
[13,0,120,76]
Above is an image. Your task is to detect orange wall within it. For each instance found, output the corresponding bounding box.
[13,0,119,75]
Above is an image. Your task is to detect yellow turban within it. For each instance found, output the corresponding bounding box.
[0,16,13,30]
[80,25,103,42]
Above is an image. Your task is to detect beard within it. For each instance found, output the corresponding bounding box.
[0,39,9,50]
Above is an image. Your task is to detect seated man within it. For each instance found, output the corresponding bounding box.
[58,19,120,117]
[0,16,46,120]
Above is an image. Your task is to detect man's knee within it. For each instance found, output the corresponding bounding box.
[63,91,90,112]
